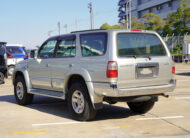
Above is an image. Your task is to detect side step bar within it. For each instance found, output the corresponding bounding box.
[28,88,65,100]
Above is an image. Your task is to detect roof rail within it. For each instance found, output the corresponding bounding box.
[71,29,107,33]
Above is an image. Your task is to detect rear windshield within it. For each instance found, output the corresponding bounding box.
[117,33,167,57]
[6,47,23,54]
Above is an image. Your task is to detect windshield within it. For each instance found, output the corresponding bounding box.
[117,33,167,57]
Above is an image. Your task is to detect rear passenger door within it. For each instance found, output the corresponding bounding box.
[28,39,57,90]
[51,36,76,91]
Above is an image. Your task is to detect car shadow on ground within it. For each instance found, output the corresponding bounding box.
[0,94,137,121]
[176,72,190,76]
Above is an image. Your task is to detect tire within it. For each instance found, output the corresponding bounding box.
[14,76,33,105]
[67,82,97,121]
[0,72,5,84]
[127,98,156,114]
[8,65,15,76]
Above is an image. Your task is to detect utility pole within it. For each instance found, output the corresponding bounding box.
[129,0,132,29]
[58,21,61,35]
[64,24,68,34]
[88,2,94,29]
[75,19,78,31]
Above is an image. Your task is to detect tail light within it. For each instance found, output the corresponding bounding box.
[172,66,175,74]
[7,55,13,58]
[107,61,118,78]
[24,55,29,59]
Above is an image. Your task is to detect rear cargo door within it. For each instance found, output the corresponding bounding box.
[116,33,172,89]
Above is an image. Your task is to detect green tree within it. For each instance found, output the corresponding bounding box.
[131,17,144,29]
[166,0,190,35]
[162,24,172,36]
[142,13,165,32]
[100,23,112,29]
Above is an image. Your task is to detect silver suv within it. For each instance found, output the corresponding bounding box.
[12,29,176,121]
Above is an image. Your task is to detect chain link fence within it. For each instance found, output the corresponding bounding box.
[162,35,190,63]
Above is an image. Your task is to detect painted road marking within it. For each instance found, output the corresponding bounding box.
[102,125,130,130]
[136,116,184,121]
[175,97,190,100]
[32,121,85,127]
[4,130,46,135]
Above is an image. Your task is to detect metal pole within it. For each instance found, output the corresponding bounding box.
[88,2,94,30]
[125,3,128,29]
[129,0,132,29]
[58,21,61,35]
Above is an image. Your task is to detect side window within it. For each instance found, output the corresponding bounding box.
[80,33,107,56]
[55,39,76,57]
[39,40,57,58]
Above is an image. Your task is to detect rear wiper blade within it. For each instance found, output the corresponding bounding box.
[126,55,137,59]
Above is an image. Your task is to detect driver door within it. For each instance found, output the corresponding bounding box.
[28,39,57,90]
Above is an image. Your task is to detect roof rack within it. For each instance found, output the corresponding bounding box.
[71,29,106,33]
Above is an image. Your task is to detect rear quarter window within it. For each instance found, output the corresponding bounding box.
[117,33,167,57]
[80,33,107,56]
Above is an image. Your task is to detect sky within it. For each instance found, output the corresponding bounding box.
[0,0,118,49]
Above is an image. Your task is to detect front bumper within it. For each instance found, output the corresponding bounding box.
[93,79,176,97]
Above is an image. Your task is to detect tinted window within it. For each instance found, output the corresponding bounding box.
[7,47,22,54]
[56,39,76,57]
[80,33,107,56]
[39,40,57,58]
[117,33,166,57]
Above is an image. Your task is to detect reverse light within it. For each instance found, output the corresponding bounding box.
[107,61,118,78]
[172,66,175,74]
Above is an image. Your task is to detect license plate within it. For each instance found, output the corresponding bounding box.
[136,63,159,79]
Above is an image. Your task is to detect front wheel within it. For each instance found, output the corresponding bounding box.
[14,76,33,105]
[67,82,97,121]
[127,98,156,114]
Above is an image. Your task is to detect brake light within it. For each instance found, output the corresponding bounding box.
[24,55,29,59]
[107,61,118,78]
[172,66,175,74]
[131,29,142,32]
[7,55,13,58]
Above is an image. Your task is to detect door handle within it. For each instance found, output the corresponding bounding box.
[46,64,49,67]
[69,64,74,67]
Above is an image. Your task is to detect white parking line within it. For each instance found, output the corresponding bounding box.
[175,97,190,100]
[32,121,85,127]
[136,116,184,121]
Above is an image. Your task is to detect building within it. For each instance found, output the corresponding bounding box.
[132,0,180,19]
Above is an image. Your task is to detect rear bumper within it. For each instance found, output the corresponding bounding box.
[93,79,176,97]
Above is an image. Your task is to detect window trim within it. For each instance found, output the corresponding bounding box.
[38,39,58,59]
[116,32,167,58]
[80,32,108,57]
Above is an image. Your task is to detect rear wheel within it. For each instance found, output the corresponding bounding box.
[8,65,15,76]
[0,72,5,84]
[127,98,156,114]
[67,82,97,121]
[14,76,33,105]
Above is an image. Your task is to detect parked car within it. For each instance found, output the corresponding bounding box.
[12,29,176,121]
[0,42,7,84]
[6,44,28,75]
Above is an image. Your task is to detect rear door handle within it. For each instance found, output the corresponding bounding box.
[69,64,74,67]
